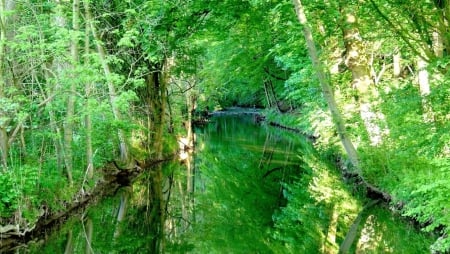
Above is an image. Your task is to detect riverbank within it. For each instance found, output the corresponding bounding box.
[197,107,438,251]
[0,156,175,252]
[6,111,437,253]
[191,111,434,253]
[261,108,445,252]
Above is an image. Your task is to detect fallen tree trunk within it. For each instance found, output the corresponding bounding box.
[268,121,318,141]
[335,157,391,203]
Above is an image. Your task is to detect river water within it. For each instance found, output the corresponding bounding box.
[20,113,433,253]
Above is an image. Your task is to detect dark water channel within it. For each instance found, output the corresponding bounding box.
[19,113,433,253]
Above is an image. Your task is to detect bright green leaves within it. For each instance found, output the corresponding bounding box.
[0,170,19,216]
[115,90,138,113]
[117,28,139,48]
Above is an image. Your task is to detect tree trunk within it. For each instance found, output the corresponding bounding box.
[433,30,444,58]
[0,0,8,170]
[150,58,170,160]
[63,0,81,185]
[64,230,74,254]
[268,79,282,112]
[62,0,81,182]
[263,80,272,108]
[339,4,387,146]
[38,65,66,171]
[0,0,19,170]
[393,51,401,78]
[84,6,94,179]
[147,70,165,160]
[54,0,73,184]
[113,187,130,238]
[186,87,195,149]
[147,164,166,253]
[339,200,379,254]
[84,218,93,254]
[292,0,360,171]
[417,57,435,123]
[84,0,129,163]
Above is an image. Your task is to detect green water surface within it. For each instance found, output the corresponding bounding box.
[23,114,434,253]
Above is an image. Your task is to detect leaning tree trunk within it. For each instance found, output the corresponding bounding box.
[84,0,129,163]
[292,0,360,171]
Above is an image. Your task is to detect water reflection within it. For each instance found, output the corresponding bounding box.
[22,114,433,253]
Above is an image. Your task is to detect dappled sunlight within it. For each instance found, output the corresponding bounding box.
[360,103,390,146]
[356,215,393,253]
[177,135,194,161]
[1,0,447,252]
[306,155,358,212]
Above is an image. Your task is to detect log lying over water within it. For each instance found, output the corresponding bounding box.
[210,108,262,116]
[268,121,318,141]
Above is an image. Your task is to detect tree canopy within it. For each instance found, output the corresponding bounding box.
[0,0,449,252]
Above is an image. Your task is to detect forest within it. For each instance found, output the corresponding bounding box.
[0,0,449,253]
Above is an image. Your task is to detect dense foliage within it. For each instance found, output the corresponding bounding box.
[0,0,449,252]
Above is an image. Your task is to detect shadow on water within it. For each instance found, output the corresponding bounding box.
[20,114,434,253]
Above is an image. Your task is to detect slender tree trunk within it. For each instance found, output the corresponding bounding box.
[0,0,19,170]
[54,0,73,184]
[263,80,272,108]
[41,69,65,170]
[268,79,282,112]
[84,6,94,179]
[62,0,81,185]
[339,200,378,254]
[185,89,195,194]
[0,0,8,170]
[64,230,74,254]
[292,0,360,171]
[84,218,93,254]
[166,89,174,133]
[84,0,129,163]
[178,180,189,229]
[114,187,130,238]
[186,90,194,148]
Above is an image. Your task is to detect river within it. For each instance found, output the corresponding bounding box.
[19,113,433,253]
